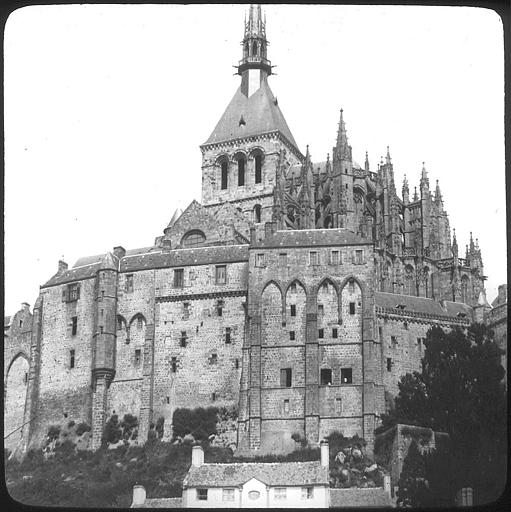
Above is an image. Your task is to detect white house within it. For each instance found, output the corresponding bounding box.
[180,442,330,508]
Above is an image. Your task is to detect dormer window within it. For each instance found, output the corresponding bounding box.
[182,230,205,248]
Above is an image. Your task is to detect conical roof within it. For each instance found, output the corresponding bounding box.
[99,252,118,271]
[167,208,183,229]
[204,79,299,149]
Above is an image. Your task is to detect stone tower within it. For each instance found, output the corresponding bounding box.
[200,4,303,238]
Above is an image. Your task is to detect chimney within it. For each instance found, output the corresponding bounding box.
[132,484,146,506]
[192,445,204,467]
[162,239,172,251]
[249,226,256,244]
[21,302,30,312]
[383,474,391,499]
[113,246,126,259]
[58,260,68,274]
[320,440,329,469]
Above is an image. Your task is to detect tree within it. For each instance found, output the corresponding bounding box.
[396,441,430,507]
[389,323,506,505]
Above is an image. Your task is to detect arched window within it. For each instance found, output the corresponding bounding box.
[461,276,469,304]
[255,154,262,184]
[252,41,258,57]
[237,156,246,186]
[423,267,430,298]
[182,230,206,248]
[244,42,249,58]
[254,204,262,223]
[220,161,228,190]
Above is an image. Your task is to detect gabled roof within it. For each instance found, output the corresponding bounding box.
[375,292,472,319]
[253,228,371,249]
[204,80,299,150]
[184,461,328,488]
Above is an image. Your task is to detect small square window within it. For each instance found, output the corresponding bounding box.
[341,368,352,384]
[71,316,78,336]
[289,331,296,341]
[174,269,184,288]
[223,488,235,501]
[332,327,338,338]
[256,253,265,267]
[387,358,392,372]
[320,368,332,385]
[301,487,314,500]
[275,487,287,500]
[210,353,218,365]
[125,274,134,293]
[134,349,141,366]
[331,250,340,265]
[283,399,290,413]
[349,302,356,315]
[225,327,232,344]
[215,265,227,285]
[356,250,364,264]
[280,368,292,387]
[318,328,324,339]
[290,304,296,317]
[197,489,208,501]
[310,251,319,266]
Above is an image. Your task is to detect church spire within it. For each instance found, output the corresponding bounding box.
[364,151,369,172]
[238,4,272,77]
[334,108,351,161]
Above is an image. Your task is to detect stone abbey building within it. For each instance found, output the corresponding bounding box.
[4,5,503,456]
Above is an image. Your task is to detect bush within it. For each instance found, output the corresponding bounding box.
[102,415,122,446]
[67,420,76,428]
[47,425,61,441]
[172,407,218,441]
[155,417,165,439]
[76,422,91,436]
[120,414,138,440]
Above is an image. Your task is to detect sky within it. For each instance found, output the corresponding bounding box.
[4,4,506,315]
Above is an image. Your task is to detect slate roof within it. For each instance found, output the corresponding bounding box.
[253,228,370,248]
[287,160,363,179]
[41,245,249,288]
[133,497,182,508]
[204,80,299,150]
[330,488,392,508]
[184,461,329,488]
[375,292,472,318]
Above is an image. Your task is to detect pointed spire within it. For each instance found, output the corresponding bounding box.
[402,174,409,203]
[413,186,418,202]
[238,4,271,77]
[325,153,331,175]
[452,228,458,258]
[335,108,351,161]
[435,179,443,208]
[364,151,369,172]
[385,146,391,165]
[469,231,475,252]
[247,4,264,36]
[420,161,429,190]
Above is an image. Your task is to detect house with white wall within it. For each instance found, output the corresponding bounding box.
[180,442,330,508]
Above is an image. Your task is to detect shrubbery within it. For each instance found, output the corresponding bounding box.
[172,407,218,441]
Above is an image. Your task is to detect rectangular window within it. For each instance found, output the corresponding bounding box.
[280,368,292,387]
[335,398,342,414]
[310,251,319,266]
[255,154,262,184]
[225,327,232,344]
[332,327,338,338]
[238,158,245,186]
[279,253,288,266]
[210,353,218,365]
[171,357,177,373]
[391,335,397,346]
[183,302,190,320]
[215,265,227,285]
[331,250,340,265]
[174,269,184,288]
[349,302,356,315]
[341,368,353,384]
[318,304,324,317]
[235,358,239,369]
[69,349,75,369]
[289,331,296,341]
[223,488,235,502]
[387,358,392,372]
[379,326,383,340]
[320,368,332,385]
[283,399,290,413]
[221,161,228,190]
[216,299,224,317]
[197,489,208,501]
[212,392,216,401]
[134,349,141,366]
[349,280,355,294]
[274,487,287,500]
[180,331,187,347]
[256,253,265,267]
[71,316,78,336]
[418,337,423,349]
[290,304,296,317]
[137,317,143,329]
[301,487,314,500]
[318,328,324,339]
[68,283,80,301]
[290,282,297,293]
[24,372,28,384]
[125,275,133,293]
[356,250,364,264]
